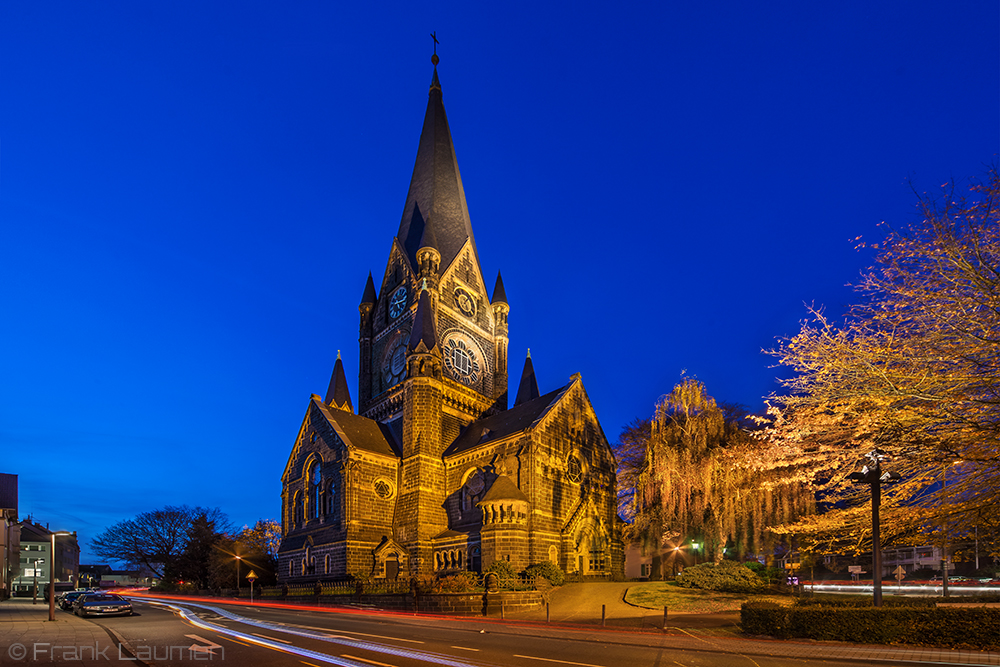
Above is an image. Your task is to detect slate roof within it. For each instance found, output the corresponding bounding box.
[313,398,400,457]
[324,352,353,412]
[514,351,540,406]
[480,475,528,503]
[444,384,570,456]
[395,65,480,275]
[408,288,438,353]
[491,271,507,305]
[360,272,377,305]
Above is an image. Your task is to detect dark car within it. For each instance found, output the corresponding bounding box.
[73,593,133,617]
[58,590,90,611]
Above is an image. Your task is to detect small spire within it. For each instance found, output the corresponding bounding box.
[360,272,377,305]
[408,289,438,353]
[514,350,540,406]
[491,271,508,305]
[324,352,354,413]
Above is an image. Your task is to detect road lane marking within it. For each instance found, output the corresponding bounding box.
[514,655,606,667]
[220,636,253,647]
[341,655,395,667]
[143,598,479,667]
[300,662,323,667]
[451,646,480,651]
[184,634,223,654]
[295,625,424,644]
[252,632,292,644]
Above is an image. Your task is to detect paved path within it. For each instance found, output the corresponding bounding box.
[0,597,124,665]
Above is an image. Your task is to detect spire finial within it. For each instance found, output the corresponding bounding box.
[420,277,428,292]
[430,32,439,66]
[337,350,341,360]
[527,348,531,358]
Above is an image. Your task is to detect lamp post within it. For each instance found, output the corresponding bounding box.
[32,558,44,604]
[49,532,71,621]
[848,448,900,607]
[235,555,242,596]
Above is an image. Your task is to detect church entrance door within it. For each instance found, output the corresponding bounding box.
[386,555,399,580]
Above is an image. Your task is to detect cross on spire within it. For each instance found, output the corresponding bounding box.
[430,31,440,66]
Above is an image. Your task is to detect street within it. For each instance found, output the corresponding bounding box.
[79,596,880,667]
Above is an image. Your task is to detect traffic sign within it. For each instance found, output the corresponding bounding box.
[893,566,906,576]
[246,570,258,581]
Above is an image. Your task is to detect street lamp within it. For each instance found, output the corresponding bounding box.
[847,448,900,607]
[32,558,44,604]
[49,532,71,621]
[235,555,242,596]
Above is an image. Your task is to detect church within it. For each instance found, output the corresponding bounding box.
[277,55,623,583]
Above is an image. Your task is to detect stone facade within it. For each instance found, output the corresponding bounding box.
[278,63,623,584]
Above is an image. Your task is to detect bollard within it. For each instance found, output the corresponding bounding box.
[501,601,505,620]
[602,604,606,627]
[663,605,668,631]
[546,602,550,623]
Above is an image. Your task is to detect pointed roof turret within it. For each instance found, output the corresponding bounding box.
[514,349,540,406]
[395,57,480,276]
[360,272,377,305]
[491,271,507,305]
[325,351,354,412]
[407,287,438,353]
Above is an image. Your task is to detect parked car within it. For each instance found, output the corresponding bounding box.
[73,593,133,618]
[57,590,90,611]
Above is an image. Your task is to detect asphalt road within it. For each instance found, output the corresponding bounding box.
[72,597,873,667]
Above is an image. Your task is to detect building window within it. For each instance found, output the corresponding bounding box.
[324,554,330,575]
[293,491,303,526]
[308,462,322,519]
[566,456,582,483]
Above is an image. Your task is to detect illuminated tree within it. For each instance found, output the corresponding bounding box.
[207,520,281,588]
[767,168,1000,558]
[630,379,813,576]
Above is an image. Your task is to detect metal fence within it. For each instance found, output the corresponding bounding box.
[255,573,538,598]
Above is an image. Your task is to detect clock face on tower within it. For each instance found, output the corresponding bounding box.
[454,287,476,318]
[381,333,409,386]
[388,286,408,319]
[443,335,481,386]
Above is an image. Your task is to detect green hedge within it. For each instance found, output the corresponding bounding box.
[741,602,1000,650]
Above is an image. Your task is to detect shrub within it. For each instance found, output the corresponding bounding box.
[433,571,480,593]
[676,561,764,593]
[523,562,564,587]
[741,601,1000,650]
[483,560,517,589]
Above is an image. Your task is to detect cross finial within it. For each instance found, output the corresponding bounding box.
[430,32,440,66]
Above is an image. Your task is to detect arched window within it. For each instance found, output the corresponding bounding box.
[293,491,303,526]
[308,462,322,520]
[324,480,335,518]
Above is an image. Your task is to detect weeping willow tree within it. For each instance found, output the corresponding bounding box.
[630,379,813,573]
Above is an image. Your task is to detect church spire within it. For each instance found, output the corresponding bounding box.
[360,272,377,305]
[408,288,438,354]
[395,50,480,276]
[325,350,354,412]
[491,271,508,305]
[514,349,540,406]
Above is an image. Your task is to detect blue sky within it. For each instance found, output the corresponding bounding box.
[2,1,997,563]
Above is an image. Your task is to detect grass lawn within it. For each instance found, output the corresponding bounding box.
[625,581,792,614]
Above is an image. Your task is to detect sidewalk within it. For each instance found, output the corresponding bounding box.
[0,597,122,665]
[493,582,1000,666]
